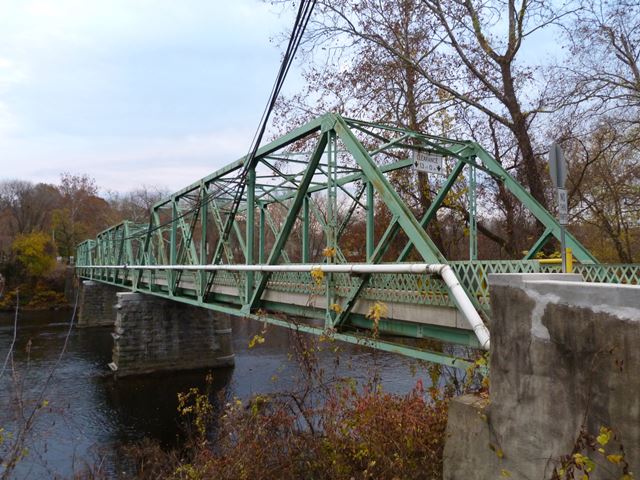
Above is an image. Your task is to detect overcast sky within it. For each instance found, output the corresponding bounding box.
[0,0,297,194]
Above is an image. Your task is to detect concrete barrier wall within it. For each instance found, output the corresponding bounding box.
[444,273,640,479]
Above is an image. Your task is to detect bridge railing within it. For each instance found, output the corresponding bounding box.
[573,263,640,285]
[76,257,562,311]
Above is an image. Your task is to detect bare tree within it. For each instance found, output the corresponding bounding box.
[297,0,576,212]
[558,121,640,262]
[0,181,60,237]
[108,186,170,224]
[560,0,640,132]
[52,173,111,258]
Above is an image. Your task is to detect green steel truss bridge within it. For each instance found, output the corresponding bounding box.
[75,113,640,368]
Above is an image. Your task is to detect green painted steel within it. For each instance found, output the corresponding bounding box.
[76,112,629,368]
[574,264,640,285]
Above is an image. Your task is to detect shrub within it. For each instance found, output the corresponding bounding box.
[128,379,449,480]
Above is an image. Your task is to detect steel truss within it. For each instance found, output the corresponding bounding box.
[76,113,600,368]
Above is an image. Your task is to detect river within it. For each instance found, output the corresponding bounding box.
[0,308,433,479]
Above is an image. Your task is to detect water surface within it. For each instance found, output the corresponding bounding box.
[0,308,431,478]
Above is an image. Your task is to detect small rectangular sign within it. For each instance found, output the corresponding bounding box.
[415,152,445,176]
[549,143,567,189]
[557,188,568,225]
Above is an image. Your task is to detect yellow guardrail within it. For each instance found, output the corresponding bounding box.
[537,248,573,273]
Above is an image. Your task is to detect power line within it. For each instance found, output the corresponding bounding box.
[108,1,317,247]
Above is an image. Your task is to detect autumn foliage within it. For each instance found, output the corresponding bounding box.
[130,379,449,480]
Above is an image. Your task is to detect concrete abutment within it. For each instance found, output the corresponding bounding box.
[76,280,234,376]
[444,273,640,479]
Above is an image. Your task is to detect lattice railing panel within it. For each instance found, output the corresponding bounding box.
[451,260,542,306]
[575,264,640,285]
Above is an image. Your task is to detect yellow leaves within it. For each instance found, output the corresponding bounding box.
[41,400,49,408]
[330,303,343,314]
[366,301,387,336]
[607,454,624,464]
[248,333,265,349]
[500,468,511,477]
[597,426,612,446]
[177,386,213,442]
[249,322,268,348]
[442,186,468,208]
[311,268,324,286]
[488,443,503,459]
[250,395,268,416]
[323,247,337,258]
[367,301,388,322]
[573,453,587,466]
[12,232,56,277]
[573,453,595,472]
[620,474,634,480]
[475,356,487,367]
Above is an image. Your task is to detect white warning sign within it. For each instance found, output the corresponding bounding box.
[414,152,445,176]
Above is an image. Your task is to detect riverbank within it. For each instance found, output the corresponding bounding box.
[0,266,72,311]
[0,283,70,311]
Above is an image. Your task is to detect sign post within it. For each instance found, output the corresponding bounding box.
[548,143,568,272]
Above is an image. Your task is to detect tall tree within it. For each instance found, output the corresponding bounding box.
[276,0,565,256]
[563,121,640,262]
[561,0,640,133]
[0,181,61,236]
[52,173,110,258]
[297,0,570,212]
[108,186,170,224]
[548,0,640,262]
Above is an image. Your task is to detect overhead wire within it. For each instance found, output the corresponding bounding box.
[107,0,317,250]
[217,0,317,250]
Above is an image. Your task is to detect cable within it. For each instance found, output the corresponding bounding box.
[0,288,19,379]
[214,0,317,263]
[100,0,318,253]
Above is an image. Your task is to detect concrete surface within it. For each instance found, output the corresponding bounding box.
[444,273,640,479]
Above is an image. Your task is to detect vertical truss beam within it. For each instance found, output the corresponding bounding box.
[246,169,256,301]
[247,131,330,310]
[366,181,375,261]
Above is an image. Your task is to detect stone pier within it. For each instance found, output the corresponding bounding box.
[110,292,234,376]
[77,279,234,376]
[443,273,640,479]
[77,280,123,327]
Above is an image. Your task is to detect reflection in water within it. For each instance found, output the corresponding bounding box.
[0,308,431,478]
